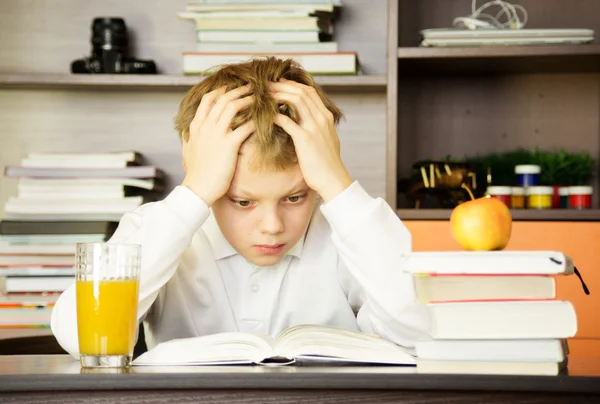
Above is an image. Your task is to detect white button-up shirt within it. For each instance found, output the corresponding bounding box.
[51,181,430,358]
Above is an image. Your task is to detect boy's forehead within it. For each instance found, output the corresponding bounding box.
[230,151,306,198]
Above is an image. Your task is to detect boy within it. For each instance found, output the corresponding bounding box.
[51,57,430,357]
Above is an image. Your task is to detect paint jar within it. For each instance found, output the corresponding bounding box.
[559,187,569,209]
[511,187,525,209]
[515,165,541,187]
[526,186,553,209]
[568,186,593,209]
[487,186,512,207]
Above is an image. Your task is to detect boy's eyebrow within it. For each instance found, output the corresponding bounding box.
[230,179,308,200]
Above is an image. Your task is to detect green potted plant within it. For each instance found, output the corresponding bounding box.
[533,148,594,186]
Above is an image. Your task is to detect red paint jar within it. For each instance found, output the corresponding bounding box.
[568,186,593,209]
[486,186,512,207]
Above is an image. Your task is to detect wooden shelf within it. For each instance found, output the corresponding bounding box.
[397,208,600,221]
[397,44,600,74]
[0,74,387,91]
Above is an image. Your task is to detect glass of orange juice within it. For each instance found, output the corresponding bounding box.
[75,242,141,368]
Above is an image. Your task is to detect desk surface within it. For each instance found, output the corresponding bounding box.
[1,354,599,395]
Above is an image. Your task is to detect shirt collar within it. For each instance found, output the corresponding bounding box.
[203,211,305,261]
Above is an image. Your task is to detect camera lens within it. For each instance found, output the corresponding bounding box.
[91,18,128,53]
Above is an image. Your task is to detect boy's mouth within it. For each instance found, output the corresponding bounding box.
[255,244,285,255]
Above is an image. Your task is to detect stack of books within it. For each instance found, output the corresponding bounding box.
[177,0,358,75]
[0,151,163,328]
[403,250,582,375]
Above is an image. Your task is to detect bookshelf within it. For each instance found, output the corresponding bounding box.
[0,74,388,91]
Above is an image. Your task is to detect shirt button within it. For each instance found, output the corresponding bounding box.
[251,284,260,293]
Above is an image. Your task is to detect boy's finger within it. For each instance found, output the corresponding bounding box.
[230,120,256,145]
[216,95,254,131]
[270,80,329,119]
[274,113,304,140]
[207,83,252,123]
[193,86,226,124]
[271,91,317,124]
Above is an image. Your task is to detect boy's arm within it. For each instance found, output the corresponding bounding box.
[50,186,210,358]
[269,78,429,348]
[51,84,255,358]
[320,181,431,350]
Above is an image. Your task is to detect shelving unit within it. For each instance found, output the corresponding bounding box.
[0,74,387,91]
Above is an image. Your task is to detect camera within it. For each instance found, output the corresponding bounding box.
[72,18,157,74]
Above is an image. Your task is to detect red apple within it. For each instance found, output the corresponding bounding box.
[450,197,512,251]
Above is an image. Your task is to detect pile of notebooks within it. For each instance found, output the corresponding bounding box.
[177,0,358,75]
[0,151,163,328]
[403,250,584,375]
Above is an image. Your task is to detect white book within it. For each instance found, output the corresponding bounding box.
[17,192,125,200]
[0,243,77,255]
[133,325,415,367]
[185,3,336,13]
[401,250,574,275]
[0,235,106,244]
[178,11,311,19]
[17,178,158,191]
[425,300,577,339]
[197,30,319,43]
[183,52,357,75]
[5,197,143,215]
[0,254,74,266]
[195,16,319,31]
[0,267,75,277]
[196,41,338,53]
[20,159,131,169]
[415,339,568,362]
[0,276,74,293]
[3,213,125,222]
[25,151,139,162]
[4,166,161,179]
[413,275,556,302]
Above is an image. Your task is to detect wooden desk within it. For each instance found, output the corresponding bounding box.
[0,355,599,403]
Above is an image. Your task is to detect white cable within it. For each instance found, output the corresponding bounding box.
[453,0,528,30]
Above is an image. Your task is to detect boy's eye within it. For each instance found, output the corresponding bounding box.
[232,199,253,208]
[286,194,306,204]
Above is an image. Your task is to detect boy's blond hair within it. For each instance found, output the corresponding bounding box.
[174,57,343,170]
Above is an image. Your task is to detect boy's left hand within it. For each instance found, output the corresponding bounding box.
[270,78,352,202]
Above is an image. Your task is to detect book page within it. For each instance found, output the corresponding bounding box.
[133,331,275,366]
[274,325,416,365]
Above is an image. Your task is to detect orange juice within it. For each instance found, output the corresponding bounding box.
[76,279,139,356]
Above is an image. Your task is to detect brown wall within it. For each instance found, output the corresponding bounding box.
[404,220,600,357]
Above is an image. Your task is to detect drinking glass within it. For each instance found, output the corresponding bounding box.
[75,242,141,368]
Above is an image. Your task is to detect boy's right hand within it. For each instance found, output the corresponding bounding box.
[182,84,255,206]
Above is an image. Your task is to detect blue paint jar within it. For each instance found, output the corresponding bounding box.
[515,165,541,187]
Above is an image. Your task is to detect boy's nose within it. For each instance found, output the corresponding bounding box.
[258,210,284,235]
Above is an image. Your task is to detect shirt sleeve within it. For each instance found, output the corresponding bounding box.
[50,185,210,358]
[319,181,431,349]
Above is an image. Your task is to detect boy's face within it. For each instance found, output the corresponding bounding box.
[211,144,317,267]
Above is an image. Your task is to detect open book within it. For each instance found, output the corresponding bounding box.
[133,325,416,367]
